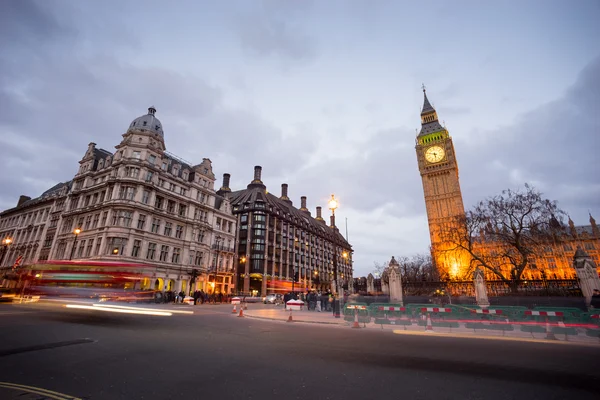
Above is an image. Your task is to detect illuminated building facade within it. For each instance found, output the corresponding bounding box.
[224,166,353,297]
[415,87,471,278]
[415,90,599,280]
[0,107,237,294]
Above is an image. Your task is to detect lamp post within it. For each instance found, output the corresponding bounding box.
[328,194,342,318]
[69,228,82,260]
[237,256,246,295]
[211,235,222,294]
[0,237,13,270]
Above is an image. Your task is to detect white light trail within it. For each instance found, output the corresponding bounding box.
[92,303,194,314]
[65,304,172,316]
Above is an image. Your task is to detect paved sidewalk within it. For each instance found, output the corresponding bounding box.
[240,307,348,325]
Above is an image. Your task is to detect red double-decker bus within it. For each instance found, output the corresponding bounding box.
[23,260,154,302]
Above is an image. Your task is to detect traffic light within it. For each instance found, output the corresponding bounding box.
[190,269,198,283]
[294,271,299,282]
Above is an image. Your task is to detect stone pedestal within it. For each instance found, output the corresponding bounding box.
[573,246,600,307]
[381,271,390,295]
[367,273,375,294]
[387,256,403,305]
[473,267,490,307]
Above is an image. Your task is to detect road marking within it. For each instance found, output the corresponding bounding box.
[0,382,82,400]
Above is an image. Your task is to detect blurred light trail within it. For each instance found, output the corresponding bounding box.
[92,303,194,314]
[65,304,172,316]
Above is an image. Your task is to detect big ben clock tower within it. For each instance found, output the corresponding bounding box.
[416,86,468,278]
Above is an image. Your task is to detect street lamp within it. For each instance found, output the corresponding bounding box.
[211,235,222,294]
[328,194,343,318]
[237,256,246,295]
[69,228,82,260]
[0,237,13,269]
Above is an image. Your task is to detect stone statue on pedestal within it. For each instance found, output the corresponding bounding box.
[573,246,600,307]
[367,273,375,294]
[387,256,404,305]
[473,267,490,307]
[381,270,389,295]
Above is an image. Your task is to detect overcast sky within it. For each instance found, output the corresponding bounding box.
[1,0,599,276]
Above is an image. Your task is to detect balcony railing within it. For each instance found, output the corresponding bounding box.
[212,244,235,253]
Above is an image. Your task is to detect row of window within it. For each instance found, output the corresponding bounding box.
[3,225,44,245]
[240,212,349,253]
[0,207,51,229]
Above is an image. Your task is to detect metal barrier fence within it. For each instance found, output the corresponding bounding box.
[354,304,600,340]
[401,279,582,297]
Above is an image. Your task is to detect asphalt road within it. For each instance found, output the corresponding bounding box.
[0,302,599,400]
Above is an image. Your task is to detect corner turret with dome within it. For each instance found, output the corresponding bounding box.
[128,106,164,138]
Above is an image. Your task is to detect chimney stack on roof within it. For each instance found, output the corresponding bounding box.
[253,166,262,182]
[220,173,231,192]
[280,183,292,204]
[247,165,266,190]
[316,206,324,221]
[300,196,310,215]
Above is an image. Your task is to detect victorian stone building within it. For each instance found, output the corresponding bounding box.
[0,107,237,294]
[0,182,71,268]
[415,90,599,281]
[218,166,353,297]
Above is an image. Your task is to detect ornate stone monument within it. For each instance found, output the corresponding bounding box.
[473,267,490,307]
[573,246,600,307]
[381,270,389,295]
[387,256,404,305]
[367,273,375,294]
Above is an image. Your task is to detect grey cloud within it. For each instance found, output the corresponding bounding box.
[0,0,67,47]
[0,3,319,210]
[235,5,317,62]
[272,126,426,216]
[458,55,600,223]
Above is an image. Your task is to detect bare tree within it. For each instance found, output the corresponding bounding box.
[369,254,437,284]
[371,261,388,276]
[441,184,565,292]
[397,254,437,282]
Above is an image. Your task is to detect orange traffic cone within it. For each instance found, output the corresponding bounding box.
[545,317,556,340]
[238,307,244,318]
[287,309,293,322]
[352,307,360,329]
[425,313,433,331]
[232,304,237,314]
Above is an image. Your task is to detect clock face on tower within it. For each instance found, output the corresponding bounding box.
[425,145,445,163]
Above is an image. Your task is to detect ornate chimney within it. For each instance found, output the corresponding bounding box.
[220,173,231,192]
[253,166,262,183]
[247,165,266,190]
[300,196,310,214]
[280,183,292,205]
[316,206,324,221]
